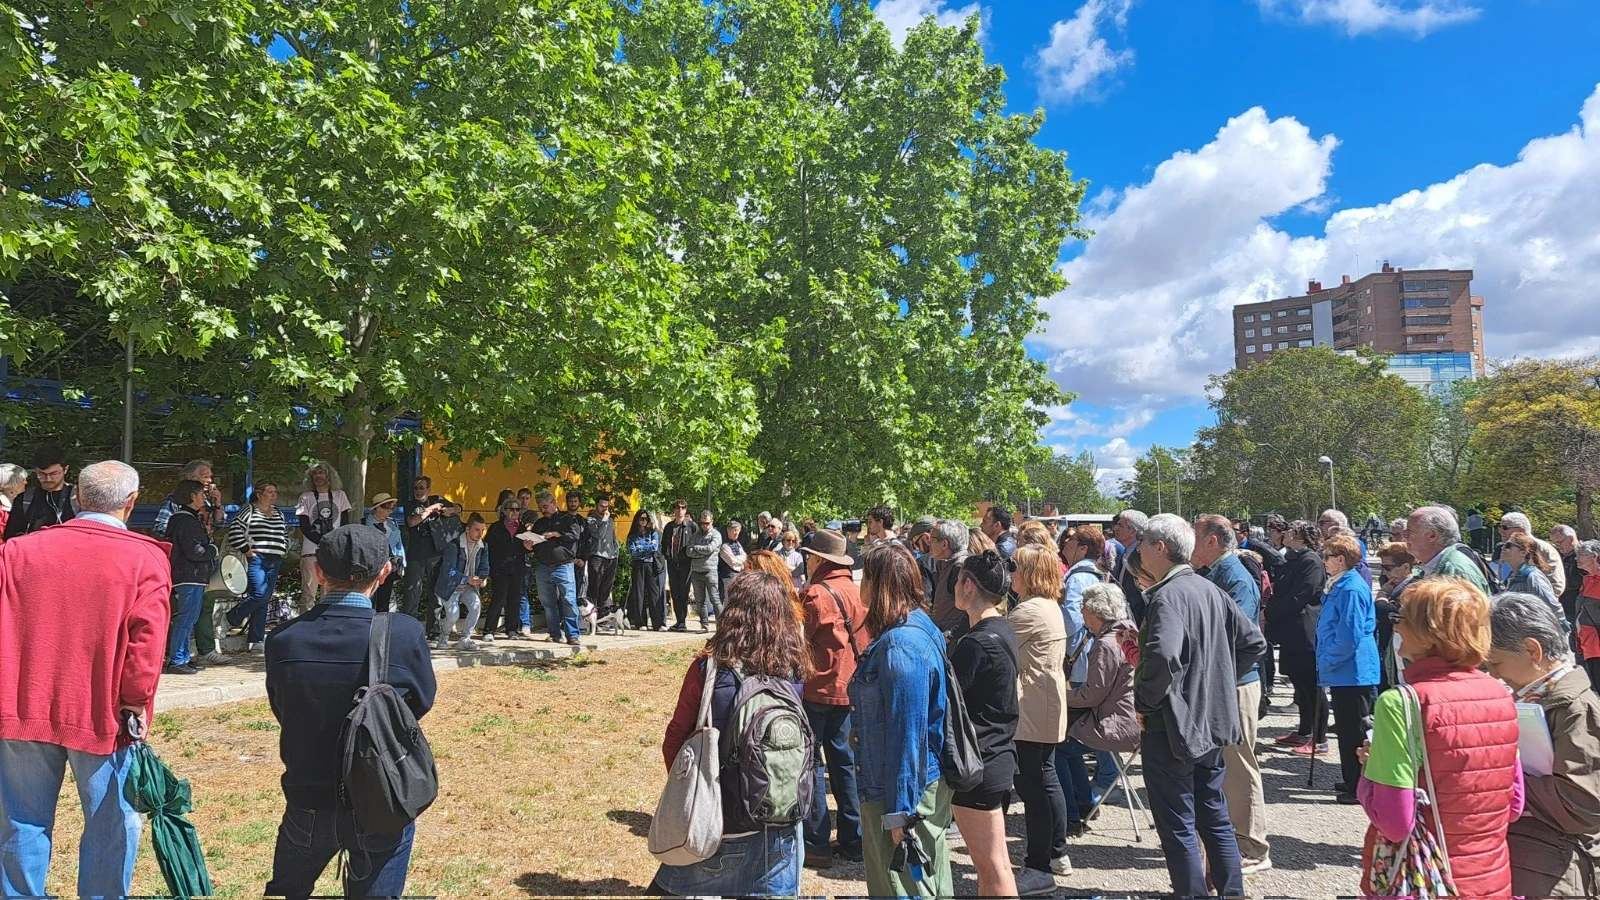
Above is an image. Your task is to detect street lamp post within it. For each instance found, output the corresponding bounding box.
[1153,452,1164,514]
[1318,455,1336,512]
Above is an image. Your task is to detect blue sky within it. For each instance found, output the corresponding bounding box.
[876,0,1600,491]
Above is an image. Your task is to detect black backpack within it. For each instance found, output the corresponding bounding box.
[338,614,439,834]
[1453,542,1505,594]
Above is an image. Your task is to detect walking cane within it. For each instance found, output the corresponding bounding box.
[1307,688,1322,788]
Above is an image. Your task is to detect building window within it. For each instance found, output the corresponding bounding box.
[1296,308,1310,316]
[1402,279,1451,293]
[1245,345,1256,354]
[1278,326,1289,334]
[1406,334,1447,345]
[1243,314,1254,323]
[1297,323,1312,332]
[1404,314,1453,327]
[1262,344,1272,352]
[1276,311,1288,318]
[1403,297,1451,309]
[1298,339,1313,348]
[1278,341,1289,349]
[1245,329,1255,338]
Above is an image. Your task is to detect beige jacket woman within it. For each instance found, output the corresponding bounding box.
[1009,595,1068,744]
[1509,667,1600,897]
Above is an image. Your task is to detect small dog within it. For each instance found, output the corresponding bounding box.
[597,605,628,636]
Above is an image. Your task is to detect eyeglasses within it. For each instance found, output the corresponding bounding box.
[34,467,65,478]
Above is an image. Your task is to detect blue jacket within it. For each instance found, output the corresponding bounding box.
[364,508,407,574]
[1316,568,1379,688]
[1203,553,1261,685]
[1062,559,1101,684]
[265,601,436,809]
[433,534,490,602]
[849,608,947,830]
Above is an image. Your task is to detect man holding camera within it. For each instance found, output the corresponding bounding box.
[401,476,461,638]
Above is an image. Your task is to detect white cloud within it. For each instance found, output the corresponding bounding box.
[873,0,987,48]
[1259,0,1481,37]
[1033,0,1135,103]
[1037,83,1600,412]
[1092,438,1138,494]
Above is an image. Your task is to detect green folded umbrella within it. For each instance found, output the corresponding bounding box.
[124,741,214,899]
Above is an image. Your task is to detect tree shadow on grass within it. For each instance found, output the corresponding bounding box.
[513,871,644,896]
[607,808,653,837]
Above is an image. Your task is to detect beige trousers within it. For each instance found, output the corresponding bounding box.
[1223,680,1269,860]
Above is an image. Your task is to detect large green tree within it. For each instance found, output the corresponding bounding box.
[1184,348,1432,520]
[1009,449,1111,516]
[622,0,1087,515]
[1468,357,1600,538]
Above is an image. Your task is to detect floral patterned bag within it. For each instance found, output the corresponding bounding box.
[1365,684,1456,899]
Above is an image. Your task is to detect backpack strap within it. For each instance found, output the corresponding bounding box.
[819,582,864,663]
[368,612,393,689]
[698,656,718,730]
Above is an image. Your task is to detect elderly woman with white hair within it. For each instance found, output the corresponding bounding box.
[1488,591,1600,897]
[1065,583,1139,757]
[294,460,352,610]
[0,462,28,540]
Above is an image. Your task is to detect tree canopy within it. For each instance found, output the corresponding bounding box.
[0,0,1085,513]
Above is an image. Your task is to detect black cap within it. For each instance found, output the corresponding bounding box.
[315,524,391,582]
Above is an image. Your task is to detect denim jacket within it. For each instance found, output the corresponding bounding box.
[364,509,407,575]
[433,534,490,602]
[848,608,947,829]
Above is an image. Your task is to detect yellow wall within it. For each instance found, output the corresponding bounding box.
[419,443,638,542]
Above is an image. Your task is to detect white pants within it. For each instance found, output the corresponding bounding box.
[440,585,482,640]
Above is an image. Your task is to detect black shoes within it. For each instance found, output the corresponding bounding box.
[163,662,202,675]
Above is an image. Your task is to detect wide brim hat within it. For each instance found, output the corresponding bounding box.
[800,529,854,567]
[369,492,397,508]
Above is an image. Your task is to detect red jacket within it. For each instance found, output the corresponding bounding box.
[800,568,866,705]
[0,518,172,755]
[1363,656,1521,898]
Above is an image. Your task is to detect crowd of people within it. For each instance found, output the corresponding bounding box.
[4,440,1600,898]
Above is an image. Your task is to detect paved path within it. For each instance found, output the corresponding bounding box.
[156,626,706,712]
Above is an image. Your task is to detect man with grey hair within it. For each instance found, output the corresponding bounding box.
[526,490,584,645]
[152,458,225,537]
[1552,525,1582,623]
[1133,513,1266,898]
[1407,506,1489,594]
[1497,512,1565,597]
[1389,518,1409,546]
[0,461,170,897]
[1112,509,1150,624]
[926,519,970,634]
[0,463,28,536]
[1189,514,1270,873]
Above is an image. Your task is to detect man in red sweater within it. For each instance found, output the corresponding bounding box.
[0,460,170,898]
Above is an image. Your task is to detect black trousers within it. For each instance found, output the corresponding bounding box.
[1260,642,1277,696]
[588,557,619,612]
[484,570,524,635]
[1329,685,1376,791]
[1280,649,1327,742]
[401,556,443,634]
[371,571,398,612]
[1014,740,1068,872]
[667,561,692,626]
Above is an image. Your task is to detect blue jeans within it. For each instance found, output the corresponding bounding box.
[1141,732,1243,898]
[1092,748,1120,795]
[227,554,283,643]
[803,702,861,855]
[534,562,579,641]
[265,806,413,900]
[652,826,800,897]
[168,584,206,665]
[1054,738,1094,824]
[0,739,140,899]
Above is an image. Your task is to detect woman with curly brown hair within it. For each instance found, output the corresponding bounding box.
[652,571,812,897]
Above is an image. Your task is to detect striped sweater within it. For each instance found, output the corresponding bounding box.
[228,505,289,557]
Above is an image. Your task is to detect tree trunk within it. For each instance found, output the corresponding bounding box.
[338,405,374,520]
[1578,486,1595,540]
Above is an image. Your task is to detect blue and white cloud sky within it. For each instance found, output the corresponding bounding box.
[874,0,1600,491]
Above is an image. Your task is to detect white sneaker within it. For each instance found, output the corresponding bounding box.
[480,633,495,644]
[435,639,449,651]
[199,650,227,665]
[456,638,478,651]
[1050,854,1073,877]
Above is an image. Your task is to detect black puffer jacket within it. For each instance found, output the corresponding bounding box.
[167,507,217,586]
[1263,546,1325,651]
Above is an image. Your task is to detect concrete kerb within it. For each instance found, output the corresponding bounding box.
[154,629,705,713]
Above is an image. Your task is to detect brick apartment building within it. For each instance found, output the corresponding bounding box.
[1231,262,1485,393]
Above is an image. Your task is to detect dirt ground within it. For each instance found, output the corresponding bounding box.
[44,643,1368,897]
